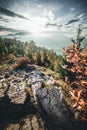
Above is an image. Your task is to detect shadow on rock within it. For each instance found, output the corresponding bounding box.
[0,94,37,130]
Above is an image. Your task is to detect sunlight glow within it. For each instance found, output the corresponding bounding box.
[29,24,42,37]
[27,16,48,37]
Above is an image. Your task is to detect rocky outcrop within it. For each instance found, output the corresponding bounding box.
[0,65,49,130]
[0,65,76,130]
[6,114,46,130]
[0,72,27,116]
[37,87,73,130]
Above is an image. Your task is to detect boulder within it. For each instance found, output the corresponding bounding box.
[37,87,73,130]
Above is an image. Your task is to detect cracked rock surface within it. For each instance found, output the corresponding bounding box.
[0,65,74,130]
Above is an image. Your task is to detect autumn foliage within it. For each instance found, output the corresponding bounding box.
[60,42,87,120]
[10,57,30,70]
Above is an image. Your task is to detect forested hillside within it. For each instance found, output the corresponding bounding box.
[0,38,62,71]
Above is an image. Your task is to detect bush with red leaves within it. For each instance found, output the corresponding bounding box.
[59,43,87,120]
[10,57,30,70]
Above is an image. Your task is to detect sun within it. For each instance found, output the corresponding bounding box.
[23,16,46,37]
[29,24,42,37]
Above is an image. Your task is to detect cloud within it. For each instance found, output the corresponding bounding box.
[65,19,79,25]
[77,13,87,22]
[70,8,75,11]
[14,31,30,36]
[0,16,9,22]
[82,24,87,29]
[0,31,10,36]
[57,25,62,27]
[0,6,29,20]
[37,5,42,8]
[7,31,30,37]
[45,23,57,27]
[0,25,31,37]
[0,26,19,32]
[56,12,77,26]
[35,0,39,2]
[77,13,85,19]
[64,33,76,38]
[43,9,55,22]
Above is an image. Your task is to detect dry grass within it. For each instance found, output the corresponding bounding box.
[10,57,29,70]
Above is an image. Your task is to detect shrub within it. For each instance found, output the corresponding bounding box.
[10,57,30,70]
[60,43,87,120]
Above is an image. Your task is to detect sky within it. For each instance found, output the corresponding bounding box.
[0,0,87,53]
